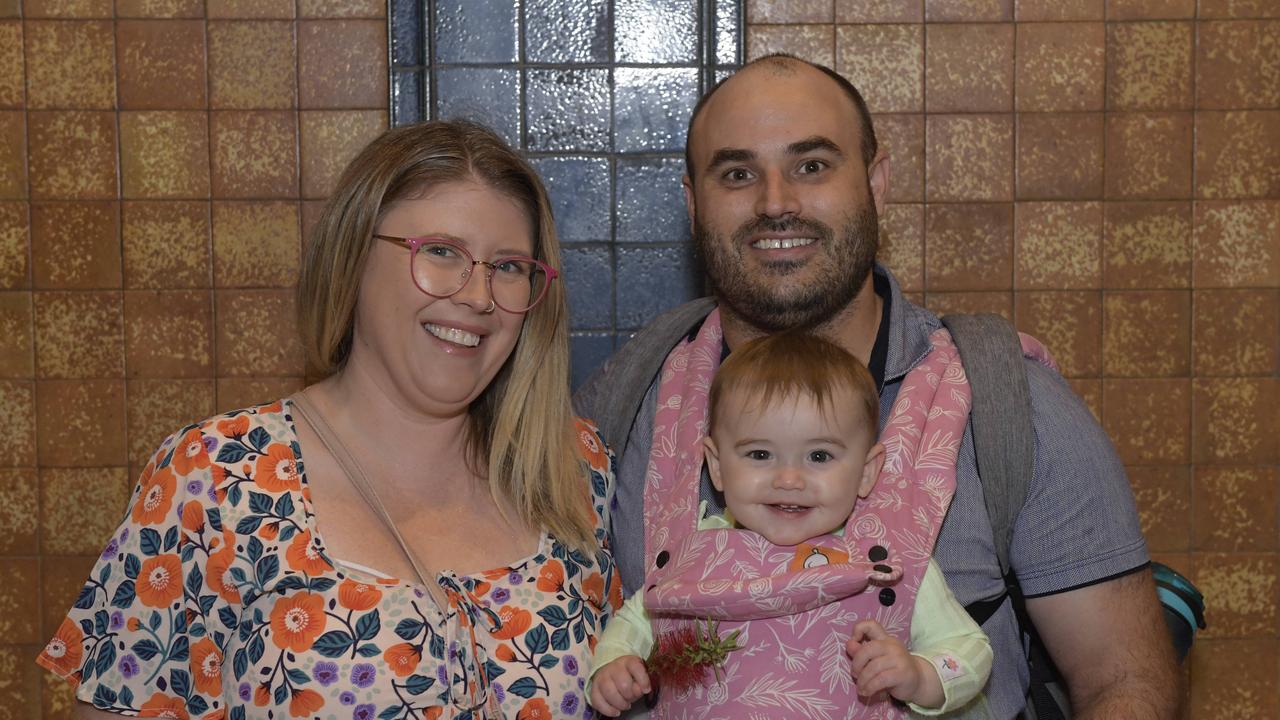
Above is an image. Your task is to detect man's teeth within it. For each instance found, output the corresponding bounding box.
[424,323,481,347]
[753,237,816,250]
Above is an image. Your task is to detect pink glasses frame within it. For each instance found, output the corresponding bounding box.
[373,234,559,313]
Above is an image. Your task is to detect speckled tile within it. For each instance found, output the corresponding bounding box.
[299,20,387,109]
[0,0,16,14]
[29,202,121,289]
[0,643,43,717]
[924,203,1013,290]
[880,203,924,291]
[126,379,215,465]
[208,20,296,109]
[1016,22,1105,111]
[39,467,131,555]
[0,112,23,199]
[1104,112,1192,199]
[1102,290,1191,376]
[925,115,1014,201]
[214,290,305,376]
[1014,290,1102,376]
[1192,378,1278,464]
[1014,0,1104,20]
[116,19,207,110]
[210,111,298,198]
[0,469,37,553]
[1195,111,1280,199]
[119,111,210,199]
[1194,553,1278,637]
[212,201,300,287]
[1103,378,1189,464]
[925,292,1014,321]
[38,554,96,638]
[298,0,383,17]
[0,21,23,109]
[0,381,35,466]
[300,200,325,250]
[1126,465,1191,552]
[0,203,27,288]
[1106,22,1193,110]
[1107,0,1196,18]
[926,0,1013,20]
[27,111,118,200]
[206,0,294,18]
[1199,0,1280,17]
[216,376,305,414]
[873,114,924,202]
[23,0,112,16]
[1014,201,1103,289]
[748,0,833,22]
[925,23,1013,112]
[1193,201,1280,287]
[1193,466,1278,552]
[116,0,204,17]
[1016,113,1104,199]
[33,291,123,380]
[746,24,834,67]
[834,25,923,113]
[1189,639,1278,718]
[0,292,31,378]
[1193,289,1279,376]
[299,110,387,199]
[123,289,213,378]
[23,20,115,109]
[0,558,39,643]
[1103,201,1192,288]
[1071,377,1101,422]
[1197,21,1280,109]
[35,379,126,466]
[122,201,211,289]
[836,0,924,21]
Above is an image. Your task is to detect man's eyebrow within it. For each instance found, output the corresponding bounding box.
[787,136,844,157]
[706,147,755,172]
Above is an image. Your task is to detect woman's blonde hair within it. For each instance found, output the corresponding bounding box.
[297,120,594,553]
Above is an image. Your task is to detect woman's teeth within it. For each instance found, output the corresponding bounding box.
[753,237,816,250]
[424,323,481,347]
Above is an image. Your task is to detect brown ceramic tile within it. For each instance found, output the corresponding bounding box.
[39,467,131,555]
[748,0,833,22]
[299,110,386,199]
[0,292,32,378]
[124,290,214,378]
[1015,201,1103,289]
[115,0,204,17]
[116,19,207,110]
[1193,466,1278,552]
[746,25,835,67]
[1199,0,1280,17]
[300,200,326,251]
[0,0,16,14]
[1014,0,1104,20]
[1016,113,1104,199]
[0,558,39,643]
[1102,290,1191,377]
[210,111,299,198]
[1189,639,1279,718]
[1015,291,1102,376]
[206,0,295,18]
[298,20,387,109]
[1103,201,1193,288]
[122,201,212,289]
[0,644,43,717]
[38,554,96,638]
[873,114,923,202]
[208,21,297,110]
[33,292,123,379]
[212,201,300,287]
[880,204,924,291]
[214,290,305,376]
[925,115,1014,201]
[1016,23,1105,111]
[119,111,210,199]
[35,379,126,466]
[298,0,384,17]
[1106,0,1196,18]
[23,20,115,109]
[1126,465,1191,552]
[29,202,121,289]
[1067,377,1102,421]
[42,676,79,720]
[27,111,118,200]
[1197,21,1280,109]
[126,379,215,465]
[1194,289,1279,376]
[836,0,924,22]
[0,21,23,109]
[925,292,1014,321]
[1192,201,1280,288]
[1106,22,1193,110]
[925,0,1013,20]
[1192,378,1278,464]
[1193,553,1278,637]
[1102,378,1189,464]
[0,380,35,466]
[216,376,305,414]
[925,203,1013,290]
[925,24,1014,112]
[1195,111,1280,199]
[23,0,112,16]
[0,112,24,199]
[0,203,27,288]
[0,468,37,554]
[1104,112,1192,199]
[834,25,923,113]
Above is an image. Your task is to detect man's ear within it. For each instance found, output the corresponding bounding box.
[682,174,696,224]
[857,442,885,498]
[867,151,891,217]
[703,435,725,492]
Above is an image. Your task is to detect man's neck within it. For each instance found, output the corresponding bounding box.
[719,275,883,365]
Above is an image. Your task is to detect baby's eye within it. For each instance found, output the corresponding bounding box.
[808,450,833,463]
[746,449,772,461]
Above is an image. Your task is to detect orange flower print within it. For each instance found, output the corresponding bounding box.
[258,522,279,540]
[517,698,553,720]
[535,560,564,593]
[383,642,422,677]
[190,637,223,696]
[255,443,301,492]
[337,578,382,611]
[216,415,249,439]
[422,709,443,720]
[288,688,325,717]
[39,617,84,678]
[131,466,177,526]
[575,419,608,469]
[173,428,211,477]
[138,554,184,608]
[205,532,242,604]
[181,501,205,534]
[201,711,227,720]
[489,606,532,640]
[269,593,326,652]
[582,572,605,611]
[139,692,190,719]
[253,683,271,707]
[285,531,333,575]
[494,644,516,662]
[609,573,624,610]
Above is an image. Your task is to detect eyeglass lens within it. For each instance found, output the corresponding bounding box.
[411,241,548,312]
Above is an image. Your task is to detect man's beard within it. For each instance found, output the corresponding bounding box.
[694,203,879,333]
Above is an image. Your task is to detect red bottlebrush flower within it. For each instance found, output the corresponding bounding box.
[646,620,741,695]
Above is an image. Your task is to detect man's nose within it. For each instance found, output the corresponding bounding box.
[754,170,800,218]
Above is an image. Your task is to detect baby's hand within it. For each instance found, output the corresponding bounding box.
[589,655,652,717]
[846,620,941,708]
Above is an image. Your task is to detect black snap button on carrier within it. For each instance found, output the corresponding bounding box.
[868,545,888,562]
[655,550,670,568]
[879,588,896,607]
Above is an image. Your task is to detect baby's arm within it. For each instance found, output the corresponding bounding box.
[847,620,945,707]
[589,590,656,717]
[590,655,652,717]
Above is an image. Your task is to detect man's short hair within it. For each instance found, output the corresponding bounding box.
[684,54,880,181]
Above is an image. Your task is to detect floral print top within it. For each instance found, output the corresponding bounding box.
[38,400,622,720]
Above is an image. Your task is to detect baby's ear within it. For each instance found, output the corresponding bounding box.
[703,436,725,492]
[857,442,885,498]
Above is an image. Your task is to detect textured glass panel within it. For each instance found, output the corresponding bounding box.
[715,0,740,66]
[616,0,698,63]
[615,245,702,329]
[391,70,423,126]
[570,333,616,391]
[614,68,700,152]
[434,0,519,63]
[527,0,610,64]
[435,68,521,146]
[526,69,611,151]
[715,68,735,84]
[616,158,690,243]
[530,156,611,242]
[391,0,424,66]
[562,245,614,330]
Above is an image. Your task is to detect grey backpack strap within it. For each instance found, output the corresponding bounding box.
[940,313,1034,578]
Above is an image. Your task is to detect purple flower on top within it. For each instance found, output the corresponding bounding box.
[339,691,356,705]
[101,539,119,560]
[238,682,252,702]
[353,704,376,720]
[109,611,124,631]
[117,654,139,679]
[186,479,203,496]
[562,655,579,676]
[561,693,580,715]
[119,528,130,543]
[207,484,218,504]
[203,435,218,453]
[491,682,505,704]
[350,663,376,688]
[436,664,449,686]
[508,571,523,585]
[491,587,510,604]
[313,660,339,686]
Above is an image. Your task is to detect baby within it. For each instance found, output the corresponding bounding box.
[589,332,992,717]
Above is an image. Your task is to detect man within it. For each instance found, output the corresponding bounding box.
[575,55,1179,719]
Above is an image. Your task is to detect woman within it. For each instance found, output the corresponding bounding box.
[40,121,621,719]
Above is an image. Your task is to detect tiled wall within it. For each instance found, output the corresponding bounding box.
[744,0,1278,716]
[0,1,387,716]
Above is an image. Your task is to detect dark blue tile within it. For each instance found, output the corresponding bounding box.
[391,70,422,127]
[526,69,610,152]
[714,0,740,66]
[561,245,614,331]
[615,244,703,330]
[530,156,611,242]
[570,333,616,393]
[614,68,699,152]
[391,0,424,66]
[616,157,689,243]
[615,0,697,64]
[433,0,518,64]
[435,68,521,147]
[527,0,610,64]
